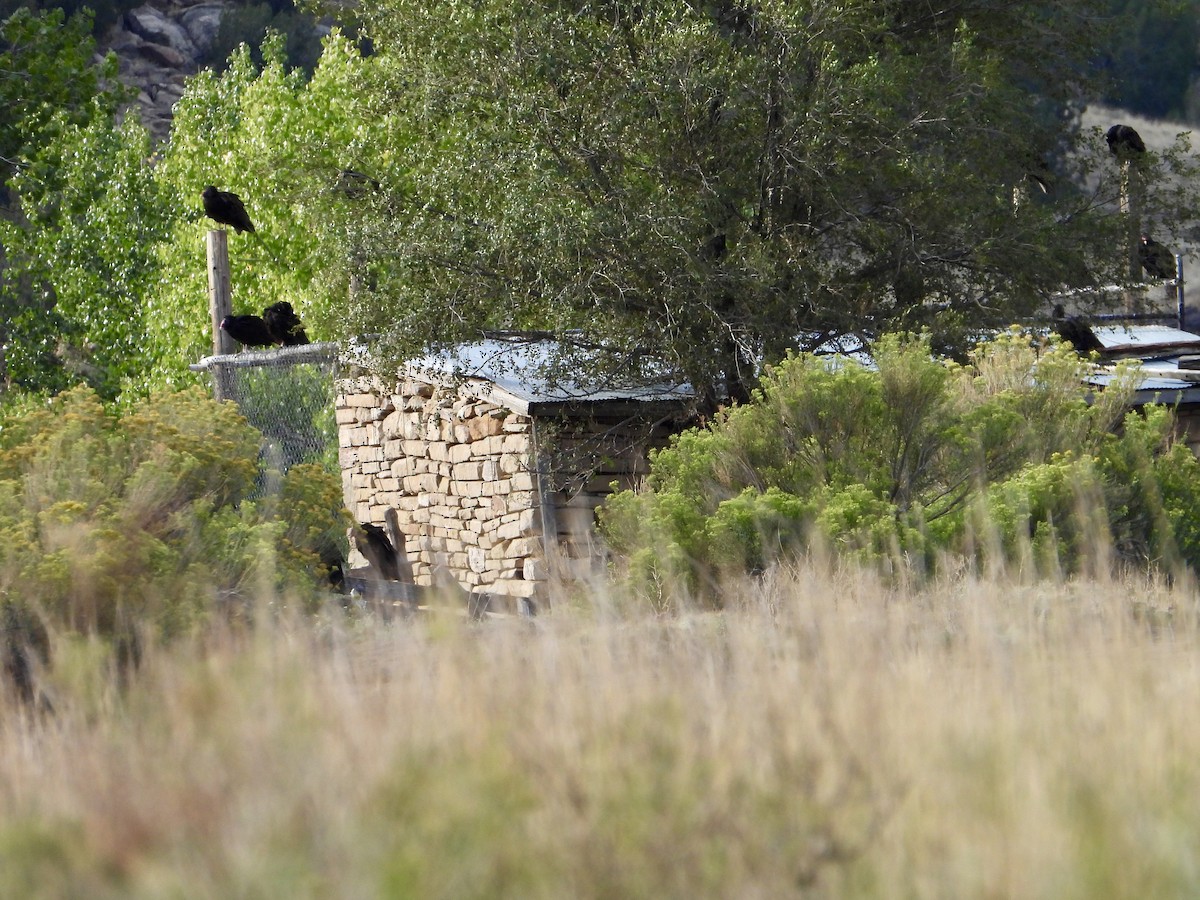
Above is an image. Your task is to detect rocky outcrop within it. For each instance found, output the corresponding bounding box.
[98,0,231,142]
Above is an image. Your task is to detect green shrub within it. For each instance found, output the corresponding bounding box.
[0,385,351,653]
[600,332,1191,604]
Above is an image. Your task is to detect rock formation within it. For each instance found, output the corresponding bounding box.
[97,0,230,142]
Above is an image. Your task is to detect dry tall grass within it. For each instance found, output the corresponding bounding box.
[1,563,1198,898]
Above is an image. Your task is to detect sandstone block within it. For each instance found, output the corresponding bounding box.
[523,558,547,581]
[453,461,482,481]
[456,480,483,499]
[502,435,529,453]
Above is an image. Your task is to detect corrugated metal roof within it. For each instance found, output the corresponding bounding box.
[404,338,694,412]
[1090,324,1200,352]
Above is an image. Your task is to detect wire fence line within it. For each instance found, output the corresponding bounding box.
[190,342,341,477]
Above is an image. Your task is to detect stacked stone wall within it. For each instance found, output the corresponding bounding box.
[337,374,544,602]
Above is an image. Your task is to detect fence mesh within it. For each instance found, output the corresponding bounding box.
[190,342,340,476]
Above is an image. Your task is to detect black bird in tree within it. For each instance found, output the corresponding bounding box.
[1106,124,1146,157]
[1052,304,1104,356]
[334,169,382,199]
[220,314,274,349]
[262,301,309,346]
[357,523,401,582]
[1139,235,1177,280]
[201,185,256,233]
[1024,153,1053,194]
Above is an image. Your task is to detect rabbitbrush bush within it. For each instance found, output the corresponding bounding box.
[600,332,1200,605]
[0,385,349,649]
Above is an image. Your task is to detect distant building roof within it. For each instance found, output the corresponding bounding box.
[1081,325,1200,405]
[1090,324,1200,356]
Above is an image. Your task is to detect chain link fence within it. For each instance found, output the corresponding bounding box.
[190,342,340,477]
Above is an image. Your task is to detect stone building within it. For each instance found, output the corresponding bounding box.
[336,337,693,612]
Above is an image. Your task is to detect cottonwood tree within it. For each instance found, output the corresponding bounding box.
[0,7,172,397]
[142,35,364,391]
[305,0,1200,405]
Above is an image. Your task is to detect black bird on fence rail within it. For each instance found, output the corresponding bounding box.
[202,185,256,234]
[1139,234,1177,280]
[1052,303,1104,356]
[220,314,275,349]
[1106,124,1146,158]
[263,301,309,346]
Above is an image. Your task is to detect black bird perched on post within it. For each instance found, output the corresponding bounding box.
[1052,304,1104,356]
[262,301,309,346]
[220,314,274,348]
[1139,235,1176,280]
[201,185,256,233]
[357,523,402,582]
[1106,124,1146,157]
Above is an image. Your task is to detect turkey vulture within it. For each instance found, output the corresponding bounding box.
[220,314,274,348]
[1106,124,1146,157]
[357,523,401,581]
[201,185,256,233]
[1053,304,1104,356]
[262,301,309,346]
[1139,235,1176,280]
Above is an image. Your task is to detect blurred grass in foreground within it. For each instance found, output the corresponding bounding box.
[1,563,1199,898]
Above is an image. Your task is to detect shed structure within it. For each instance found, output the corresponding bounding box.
[1083,323,1200,455]
[336,337,693,612]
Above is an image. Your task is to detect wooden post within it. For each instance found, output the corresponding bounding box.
[206,229,235,400]
[1177,254,1187,330]
[1120,160,1143,313]
[207,230,234,355]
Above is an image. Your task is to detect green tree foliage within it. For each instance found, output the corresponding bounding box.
[299,0,1200,404]
[598,333,1200,604]
[0,6,176,398]
[0,7,115,173]
[0,113,174,397]
[204,0,325,76]
[0,385,350,646]
[143,33,362,390]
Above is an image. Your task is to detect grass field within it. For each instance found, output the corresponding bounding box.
[2,561,1199,898]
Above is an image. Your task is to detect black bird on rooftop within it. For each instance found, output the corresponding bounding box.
[220,314,274,349]
[1052,303,1104,356]
[1106,124,1146,157]
[357,523,401,582]
[262,301,309,346]
[201,185,256,233]
[1139,234,1176,280]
